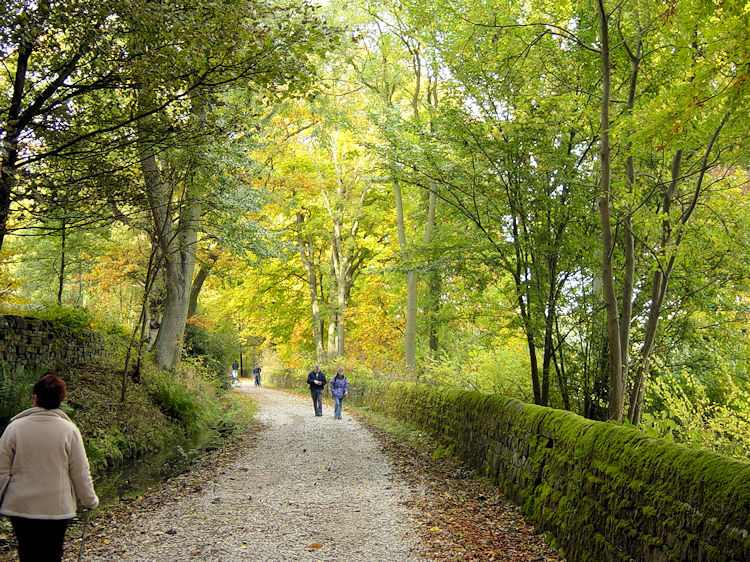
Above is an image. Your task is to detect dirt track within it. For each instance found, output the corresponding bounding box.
[81,383,423,561]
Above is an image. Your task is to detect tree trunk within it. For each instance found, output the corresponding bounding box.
[618,34,642,413]
[553,316,571,410]
[0,37,33,251]
[393,175,417,369]
[336,272,346,357]
[427,270,441,354]
[597,0,624,421]
[628,114,726,423]
[140,151,198,368]
[423,179,439,355]
[326,248,338,358]
[541,267,563,406]
[296,212,324,357]
[187,263,209,319]
[187,251,219,319]
[57,220,67,305]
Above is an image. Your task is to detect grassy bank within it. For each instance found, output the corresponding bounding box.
[4,359,256,471]
[66,359,254,474]
[0,358,257,558]
[1,358,253,475]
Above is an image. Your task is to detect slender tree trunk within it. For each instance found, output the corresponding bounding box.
[628,271,664,423]
[57,220,67,305]
[553,317,571,410]
[423,178,439,354]
[187,264,209,319]
[296,212,324,357]
[618,34,642,412]
[427,270,441,354]
[336,274,346,357]
[629,115,727,423]
[393,175,417,369]
[187,251,219,319]
[541,267,562,406]
[597,0,624,421]
[122,243,159,399]
[326,251,338,357]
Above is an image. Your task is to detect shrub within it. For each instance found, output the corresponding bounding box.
[642,370,750,461]
[183,320,238,380]
[144,364,222,436]
[0,363,46,432]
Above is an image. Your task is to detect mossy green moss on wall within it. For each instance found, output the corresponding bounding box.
[267,372,749,562]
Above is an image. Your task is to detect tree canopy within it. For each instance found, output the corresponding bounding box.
[2,0,749,457]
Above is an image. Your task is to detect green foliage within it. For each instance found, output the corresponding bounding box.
[419,344,534,400]
[144,364,223,436]
[25,304,127,338]
[27,305,97,332]
[183,320,238,384]
[432,441,455,459]
[0,363,45,431]
[641,371,750,462]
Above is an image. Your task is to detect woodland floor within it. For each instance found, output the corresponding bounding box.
[2,383,564,561]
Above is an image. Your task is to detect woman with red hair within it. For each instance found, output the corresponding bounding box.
[0,374,99,561]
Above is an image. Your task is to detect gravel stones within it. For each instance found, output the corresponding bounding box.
[85,383,424,561]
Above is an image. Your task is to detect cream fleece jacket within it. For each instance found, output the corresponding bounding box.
[0,407,99,519]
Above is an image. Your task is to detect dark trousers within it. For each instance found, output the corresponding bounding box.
[11,516,71,562]
[310,389,323,415]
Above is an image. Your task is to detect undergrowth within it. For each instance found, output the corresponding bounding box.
[0,363,47,431]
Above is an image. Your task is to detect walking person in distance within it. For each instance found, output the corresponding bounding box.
[0,374,99,562]
[306,364,327,416]
[330,367,349,420]
[253,365,262,386]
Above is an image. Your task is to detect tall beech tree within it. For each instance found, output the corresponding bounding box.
[354,0,443,369]
[123,0,336,368]
[261,90,390,360]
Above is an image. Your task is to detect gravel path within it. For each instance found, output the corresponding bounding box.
[86,382,424,561]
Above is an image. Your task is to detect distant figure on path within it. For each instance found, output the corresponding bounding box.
[306,364,327,416]
[330,367,349,420]
[0,374,99,562]
[253,365,262,386]
[231,360,239,384]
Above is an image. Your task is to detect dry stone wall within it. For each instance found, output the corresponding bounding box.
[267,371,750,562]
[0,315,103,373]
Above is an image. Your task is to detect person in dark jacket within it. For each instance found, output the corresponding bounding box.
[330,367,349,420]
[306,365,327,416]
[253,365,261,386]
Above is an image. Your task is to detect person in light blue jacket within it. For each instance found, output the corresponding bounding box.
[329,367,349,420]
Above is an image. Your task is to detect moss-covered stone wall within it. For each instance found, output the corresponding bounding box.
[267,372,750,561]
[0,315,103,373]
